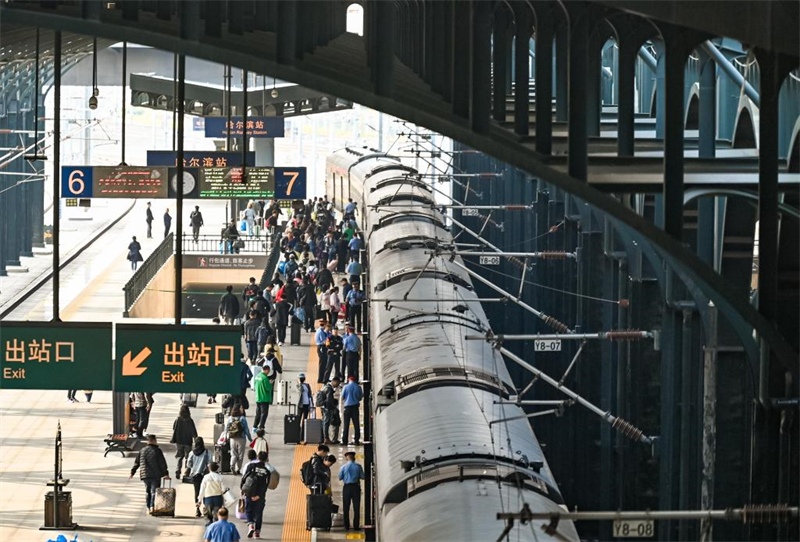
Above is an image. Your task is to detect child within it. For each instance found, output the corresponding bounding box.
[251,428,269,455]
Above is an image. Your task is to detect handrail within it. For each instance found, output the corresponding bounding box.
[122,233,174,316]
[181,233,270,254]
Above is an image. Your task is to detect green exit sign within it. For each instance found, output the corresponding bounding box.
[114,324,242,394]
[0,322,113,390]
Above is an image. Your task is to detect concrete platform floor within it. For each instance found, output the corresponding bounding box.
[0,331,365,542]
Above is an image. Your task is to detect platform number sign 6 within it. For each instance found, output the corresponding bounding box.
[61,166,93,198]
[274,167,307,200]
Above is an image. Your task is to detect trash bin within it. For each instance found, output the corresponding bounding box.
[43,491,73,528]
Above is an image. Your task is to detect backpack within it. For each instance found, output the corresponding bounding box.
[314,388,327,408]
[241,471,256,496]
[228,418,243,438]
[266,464,280,490]
[300,459,314,487]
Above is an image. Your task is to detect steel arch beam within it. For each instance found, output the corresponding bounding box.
[4,5,796,370]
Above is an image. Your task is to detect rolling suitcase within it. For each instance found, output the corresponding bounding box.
[306,493,333,530]
[214,443,232,474]
[152,479,176,517]
[213,422,225,444]
[275,380,291,406]
[215,412,225,425]
[284,405,302,444]
[304,413,324,444]
[180,393,198,407]
[290,319,302,346]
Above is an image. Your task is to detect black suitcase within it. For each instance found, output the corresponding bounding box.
[181,393,198,407]
[215,412,225,425]
[290,320,302,346]
[214,444,232,474]
[284,405,301,444]
[306,494,332,530]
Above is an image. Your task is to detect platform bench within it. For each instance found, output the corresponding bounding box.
[104,434,137,457]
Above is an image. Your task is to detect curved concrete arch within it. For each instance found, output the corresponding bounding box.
[684,188,800,220]
[788,115,800,172]
[732,102,758,149]
[7,8,796,369]
[685,83,700,130]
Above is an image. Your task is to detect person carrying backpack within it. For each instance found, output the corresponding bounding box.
[240,451,271,539]
[189,205,204,242]
[242,277,259,305]
[320,377,340,444]
[226,407,252,475]
[301,445,329,492]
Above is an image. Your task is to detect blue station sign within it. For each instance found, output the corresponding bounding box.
[204,116,285,139]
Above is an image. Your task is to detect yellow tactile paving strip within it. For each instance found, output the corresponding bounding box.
[281,342,324,541]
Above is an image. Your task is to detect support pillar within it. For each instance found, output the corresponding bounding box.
[492,9,510,123]
[617,38,637,157]
[32,93,45,248]
[662,43,687,241]
[513,7,533,136]
[568,12,589,181]
[696,51,717,265]
[471,1,492,134]
[555,21,569,122]
[534,5,553,153]
[451,1,471,118]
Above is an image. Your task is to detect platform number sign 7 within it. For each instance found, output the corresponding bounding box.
[274,167,307,200]
[61,166,93,198]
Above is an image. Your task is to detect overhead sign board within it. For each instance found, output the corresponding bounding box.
[204,116,285,138]
[274,167,307,200]
[63,164,305,200]
[114,324,242,394]
[199,167,275,199]
[185,254,269,269]
[146,150,256,168]
[0,322,113,390]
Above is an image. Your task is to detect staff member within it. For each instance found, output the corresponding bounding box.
[338,451,364,531]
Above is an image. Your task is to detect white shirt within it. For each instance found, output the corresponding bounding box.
[329,292,340,311]
[198,472,225,500]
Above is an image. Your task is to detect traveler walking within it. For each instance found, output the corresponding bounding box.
[338,451,365,530]
[273,298,290,346]
[198,463,227,525]
[242,277,259,305]
[341,376,363,446]
[185,437,211,517]
[240,451,271,539]
[127,236,144,271]
[343,327,361,380]
[218,285,240,325]
[67,389,78,403]
[348,233,362,263]
[130,392,154,438]
[329,287,341,329]
[226,407,252,475]
[244,201,257,237]
[171,404,198,478]
[296,374,313,435]
[299,277,316,332]
[346,257,363,286]
[146,202,154,238]
[190,205,204,242]
[164,208,172,238]
[244,311,260,362]
[253,366,274,431]
[129,435,170,514]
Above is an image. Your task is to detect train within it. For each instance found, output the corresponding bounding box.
[325,147,579,541]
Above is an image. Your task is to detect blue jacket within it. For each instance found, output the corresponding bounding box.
[341,381,363,407]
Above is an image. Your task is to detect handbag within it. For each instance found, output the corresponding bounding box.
[222,488,237,508]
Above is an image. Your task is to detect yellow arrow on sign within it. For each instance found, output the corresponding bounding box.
[122,347,152,376]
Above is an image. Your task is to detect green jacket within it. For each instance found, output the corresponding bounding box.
[254,371,274,403]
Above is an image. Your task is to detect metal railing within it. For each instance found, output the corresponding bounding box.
[181,233,273,254]
[259,232,283,289]
[122,233,174,316]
